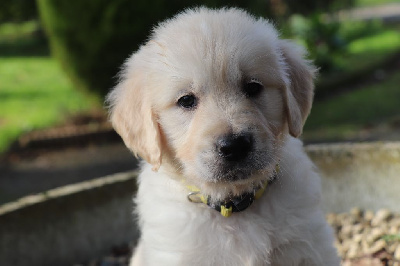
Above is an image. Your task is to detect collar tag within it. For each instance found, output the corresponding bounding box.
[220,205,233,217]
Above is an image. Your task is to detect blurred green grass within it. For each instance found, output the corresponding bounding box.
[0,21,101,153]
[0,20,40,37]
[348,30,400,54]
[316,28,400,92]
[0,17,399,153]
[356,0,400,7]
[343,29,400,70]
[304,71,400,141]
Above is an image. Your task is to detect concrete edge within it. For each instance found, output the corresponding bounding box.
[0,170,139,216]
[0,170,140,266]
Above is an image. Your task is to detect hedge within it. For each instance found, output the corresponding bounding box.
[0,0,38,22]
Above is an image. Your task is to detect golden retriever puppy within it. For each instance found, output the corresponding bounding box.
[107,7,340,266]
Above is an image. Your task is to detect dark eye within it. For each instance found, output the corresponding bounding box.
[177,94,197,109]
[243,79,263,98]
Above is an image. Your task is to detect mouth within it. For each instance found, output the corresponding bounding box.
[214,167,254,181]
[211,158,271,182]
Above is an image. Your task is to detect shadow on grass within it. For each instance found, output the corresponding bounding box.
[0,31,50,57]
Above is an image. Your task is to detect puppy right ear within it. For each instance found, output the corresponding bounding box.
[107,61,162,171]
[279,40,317,138]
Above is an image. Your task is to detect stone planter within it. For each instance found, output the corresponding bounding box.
[0,172,139,266]
[306,141,400,213]
[1,141,399,265]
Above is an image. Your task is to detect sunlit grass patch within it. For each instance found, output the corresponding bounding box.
[0,57,100,153]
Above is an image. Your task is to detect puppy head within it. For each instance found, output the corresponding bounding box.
[107,8,316,198]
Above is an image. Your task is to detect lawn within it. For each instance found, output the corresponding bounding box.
[339,29,400,71]
[0,57,101,153]
[304,71,400,141]
[0,21,101,153]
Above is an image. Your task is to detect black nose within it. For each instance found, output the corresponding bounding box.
[217,133,253,162]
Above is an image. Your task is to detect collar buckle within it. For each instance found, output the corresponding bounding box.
[187,191,207,204]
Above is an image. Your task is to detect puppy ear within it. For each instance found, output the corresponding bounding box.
[279,40,317,138]
[107,64,162,171]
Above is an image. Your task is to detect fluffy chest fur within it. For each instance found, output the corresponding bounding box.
[133,138,338,266]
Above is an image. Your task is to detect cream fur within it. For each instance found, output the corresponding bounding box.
[107,7,339,266]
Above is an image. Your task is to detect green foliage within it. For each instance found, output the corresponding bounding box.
[36,0,273,98]
[383,234,400,242]
[339,19,383,42]
[316,28,400,95]
[285,14,392,73]
[285,14,346,72]
[0,0,38,22]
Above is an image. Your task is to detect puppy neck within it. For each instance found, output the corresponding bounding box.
[184,164,280,217]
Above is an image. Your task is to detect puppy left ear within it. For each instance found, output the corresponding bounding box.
[279,40,317,138]
[107,66,162,171]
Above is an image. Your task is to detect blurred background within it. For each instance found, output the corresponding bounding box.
[0,0,400,265]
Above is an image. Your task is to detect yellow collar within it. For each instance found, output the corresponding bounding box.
[186,164,279,218]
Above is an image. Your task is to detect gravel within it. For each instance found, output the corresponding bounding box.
[327,208,400,265]
[77,208,400,266]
